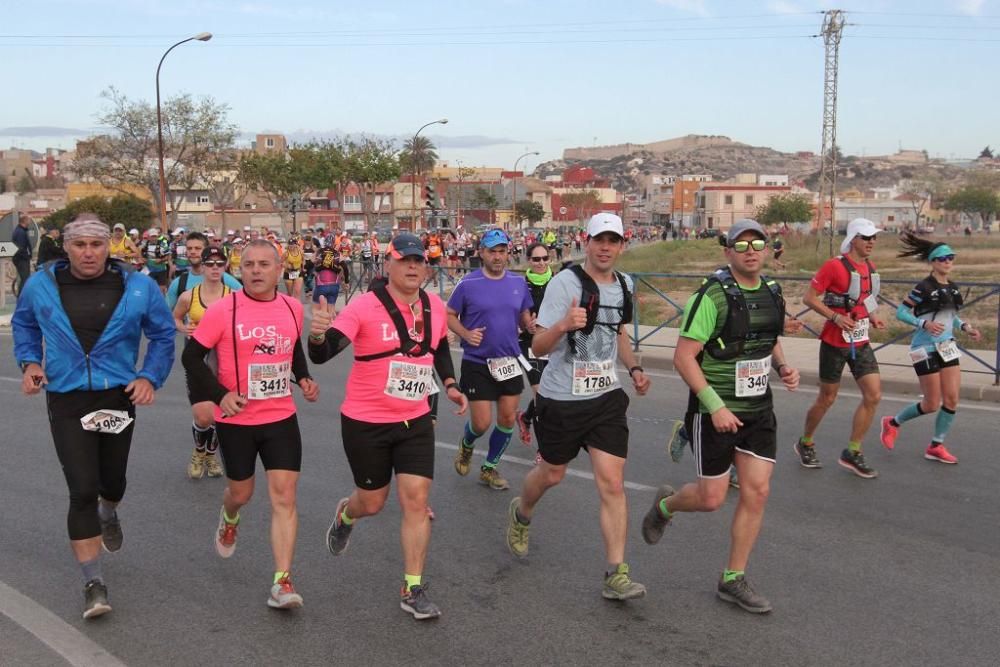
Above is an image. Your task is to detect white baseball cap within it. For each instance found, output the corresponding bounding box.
[840,218,882,254]
[586,212,624,239]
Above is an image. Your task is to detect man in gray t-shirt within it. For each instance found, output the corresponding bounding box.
[505,213,652,602]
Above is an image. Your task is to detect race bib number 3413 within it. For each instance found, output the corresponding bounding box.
[247,361,291,400]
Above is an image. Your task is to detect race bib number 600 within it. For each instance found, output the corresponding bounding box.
[735,355,771,398]
[841,317,870,344]
[247,361,291,400]
[572,360,617,396]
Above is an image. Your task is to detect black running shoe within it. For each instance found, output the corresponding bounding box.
[83,580,112,620]
[717,574,772,614]
[838,448,878,479]
[99,509,123,553]
[794,440,822,469]
[400,584,441,620]
[326,497,354,556]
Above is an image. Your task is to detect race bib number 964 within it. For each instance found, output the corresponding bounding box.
[80,409,133,435]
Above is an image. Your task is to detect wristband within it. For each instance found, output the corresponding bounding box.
[696,386,726,414]
[308,333,326,344]
[773,363,786,376]
[628,365,643,377]
[445,383,461,393]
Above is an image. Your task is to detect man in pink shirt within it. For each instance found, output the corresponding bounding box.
[308,233,467,620]
[182,240,320,610]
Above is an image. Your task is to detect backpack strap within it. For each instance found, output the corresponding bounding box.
[354,287,433,362]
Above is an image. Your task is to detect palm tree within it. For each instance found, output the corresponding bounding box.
[399,136,438,175]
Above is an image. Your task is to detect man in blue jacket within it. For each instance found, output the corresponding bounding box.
[12,214,175,621]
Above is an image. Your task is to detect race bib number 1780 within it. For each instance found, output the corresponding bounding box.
[572,360,617,396]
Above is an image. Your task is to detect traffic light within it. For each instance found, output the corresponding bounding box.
[424,183,438,210]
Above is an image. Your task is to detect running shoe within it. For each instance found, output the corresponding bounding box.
[99,506,123,553]
[454,445,474,476]
[400,584,442,620]
[925,443,958,464]
[267,575,303,609]
[426,505,436,521]
[479,466,509,490]
[83,580,111,620]
[516,410,533,446]
[188,449,206,479]
[215,506,238,558]
[506,497,530,558]
[880,416,899,451]
[602,564,646,600]
[838,449,878,479]
[326,497,353,556]
[204,452,224,478]
[728,468,740,490]
[794,440,823,468]
[717,574,772,614]
[641,484,675,545]
[667,420,688,463]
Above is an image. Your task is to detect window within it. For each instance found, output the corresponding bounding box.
[198,196,210,204]
[887,215,895,222]
[745,195,754,205]
[724,195,733,205]
[265,137,275,148]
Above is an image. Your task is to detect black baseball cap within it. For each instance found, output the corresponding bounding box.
[389,233,426,260]
[201,246,227,263]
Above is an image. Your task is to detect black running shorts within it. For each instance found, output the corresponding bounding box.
[341,412,435,490]
[534,388,629,465]
[459,359,525,401]
[819,341,880,383]
[215,414,302,481]
[913,349,961,376]
[685,410,776,478]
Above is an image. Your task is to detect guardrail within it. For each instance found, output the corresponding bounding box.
[629,272,1000,385]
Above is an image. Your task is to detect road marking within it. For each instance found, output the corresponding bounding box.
[434,441,657,492]
[0,580,127,667]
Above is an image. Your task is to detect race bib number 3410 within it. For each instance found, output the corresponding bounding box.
[385,361,439,401]
[247,361,291,400]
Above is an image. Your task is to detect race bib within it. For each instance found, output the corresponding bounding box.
[458,250,466,257]
[572,360,617,396]
[80,409,133,435]
[936,339,961,362]
[286,270,300,280]
[841,317,870,344]
[908,347,929,363]
[487,356,523,382]
[863,295,879,314]
[247,361,291,400]
[735,355,771,398]
[384,360,439,401]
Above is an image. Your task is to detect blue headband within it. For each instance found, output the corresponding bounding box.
[928,244,955,261]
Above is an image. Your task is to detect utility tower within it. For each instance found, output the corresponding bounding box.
[817,9,845,256]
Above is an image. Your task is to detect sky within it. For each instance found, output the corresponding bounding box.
[1,0,997,173]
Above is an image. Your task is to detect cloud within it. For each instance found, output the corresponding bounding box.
[655,0,710,16]
[0,126,90,137]
[955,0,985,15]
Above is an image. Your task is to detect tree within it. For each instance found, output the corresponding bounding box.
[43,194,154,231]
[979,146,994,159]
[899,176,944,229]
[755,193,813,226]
[559,189,603,224]
[342,137,401,230]
[943,186,1000,230]
[15,174,33,195]
[73,87,238,227]
[515,199,545,225]
[469,186,499,225]
[0,175,6,193]
[399,136,438,175]
[237,147,321,235]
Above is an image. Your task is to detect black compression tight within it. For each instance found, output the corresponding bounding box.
[49,417,134,541]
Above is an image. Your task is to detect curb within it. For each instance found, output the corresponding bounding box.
[637,352,1000,404]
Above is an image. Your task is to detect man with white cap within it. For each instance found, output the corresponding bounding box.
[795,218,886,478]
[506,213,651,602]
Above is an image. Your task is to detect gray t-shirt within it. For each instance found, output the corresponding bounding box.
[536,268,633,401]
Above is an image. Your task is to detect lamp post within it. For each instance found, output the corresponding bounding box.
[156,31,212,232]
[456,159,463,230]
[409,118,448,230]
[511,151,539,231]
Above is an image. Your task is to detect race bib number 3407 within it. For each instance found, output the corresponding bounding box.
[735,355,771,398]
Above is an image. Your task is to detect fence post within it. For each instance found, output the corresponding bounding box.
[438,266,445,300]
[995,288,999,386]
[630,272,640,352]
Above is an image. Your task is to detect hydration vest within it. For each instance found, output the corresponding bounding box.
[683,266,785,361]
[566,264,633,354]
[822,256,880,313]
[912,276,964,318]
[354,286,434,362]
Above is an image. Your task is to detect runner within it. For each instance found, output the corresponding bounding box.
[313,244,349,307]
[171,228,190,278]
[165,232,242,310]
[173,246,237,479]
[515,242,555,449]
[505,213,650,601]
[448,228,534,490]
[142,227,172,294]
[879,232,982,463]
[308,233,467,620]
[181,239,319,609]
[302,229,319,295]
[426,231,444,286]
[12,214,175,619]
[795,218,886,479]
[227,237,244,281]
[283,234,305,300]
[641,219,799,614]
[109,223,139,262]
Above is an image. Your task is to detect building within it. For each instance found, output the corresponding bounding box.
[695,183,792,230]
[252,134,287,155]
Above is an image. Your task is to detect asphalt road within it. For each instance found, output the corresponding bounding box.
[1,332,998,667]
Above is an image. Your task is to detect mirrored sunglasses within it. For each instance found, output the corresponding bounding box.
[730,239,767,253]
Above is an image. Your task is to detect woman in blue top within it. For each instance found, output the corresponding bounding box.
[879,232,982,464]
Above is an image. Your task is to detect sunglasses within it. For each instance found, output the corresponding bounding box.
[203,260,226,267]
[730,239,767,253]
[932,254,955,263]
[530,255,549,262]
[858,234,877,242]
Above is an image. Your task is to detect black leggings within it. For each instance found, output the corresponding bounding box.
[50,417,135,541]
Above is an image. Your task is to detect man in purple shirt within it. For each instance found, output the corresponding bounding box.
[448,228,535,489]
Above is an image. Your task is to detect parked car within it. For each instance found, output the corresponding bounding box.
[696,228,720,239]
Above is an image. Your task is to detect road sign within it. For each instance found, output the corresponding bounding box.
[0,242,18,258]
[559,206,568,215]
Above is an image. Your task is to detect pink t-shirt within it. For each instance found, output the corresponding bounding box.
[193,291,304,426]
[332,290,448,423]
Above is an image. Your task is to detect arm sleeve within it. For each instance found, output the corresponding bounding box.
[182,337,229,404]
[896,302,922,328]
[291,337,310,382]
[137,278,178,388]
[433,336,456,382]
[308,328,352,364]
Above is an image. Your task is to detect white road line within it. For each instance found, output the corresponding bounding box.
[0,580,127,667]
[434,441,657,492]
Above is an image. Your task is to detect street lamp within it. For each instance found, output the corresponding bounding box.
[156,31,212,231]
[511,151,539,231]
[409,118,448,230]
